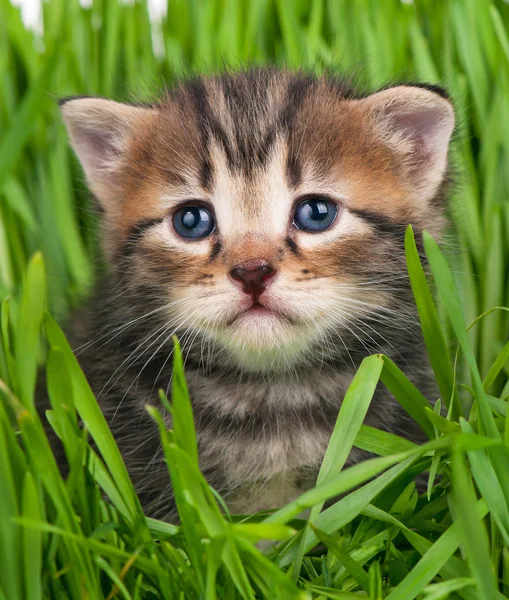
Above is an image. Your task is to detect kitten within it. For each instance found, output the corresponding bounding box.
[59,69,454,519]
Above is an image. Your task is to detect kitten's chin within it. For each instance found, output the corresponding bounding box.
[215,310,315,373]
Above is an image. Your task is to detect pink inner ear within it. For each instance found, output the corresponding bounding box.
[78,126,122,171]
[62,98,157,209]
[395,106,444,152]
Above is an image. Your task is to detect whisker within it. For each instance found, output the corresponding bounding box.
[97,304,200,401]
[110,308,205,423]
[74,296,193,354]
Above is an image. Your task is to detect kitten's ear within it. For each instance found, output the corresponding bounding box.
[60,97,156,208]
[359,86,455,199]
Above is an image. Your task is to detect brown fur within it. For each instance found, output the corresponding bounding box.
[56,69,455,518]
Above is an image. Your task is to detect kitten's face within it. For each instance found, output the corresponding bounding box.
[62,71,454,372]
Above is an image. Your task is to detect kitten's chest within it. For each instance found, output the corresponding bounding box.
[187,370,355,495]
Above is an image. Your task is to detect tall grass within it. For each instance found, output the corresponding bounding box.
[1,0,509,598]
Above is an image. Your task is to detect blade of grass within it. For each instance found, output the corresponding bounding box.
[380,355,434,438]
[14,252,45,409]
[291,354,384,579]
[44,314,150,540]
[21,471,42,600]
[450,448,498,600]
[423,232,497,437]
[405,226,458,415]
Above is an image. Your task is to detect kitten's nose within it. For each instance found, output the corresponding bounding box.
[229,261,277,301]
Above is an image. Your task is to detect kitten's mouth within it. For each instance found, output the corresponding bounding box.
[246,302,271,315]
[227,301,296,325]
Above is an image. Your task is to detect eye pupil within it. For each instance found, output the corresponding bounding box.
[173,205,215,239]
[293,197,338,232]
[311,201,328,220]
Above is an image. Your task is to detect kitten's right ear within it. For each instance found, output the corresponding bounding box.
[60,97,157,209]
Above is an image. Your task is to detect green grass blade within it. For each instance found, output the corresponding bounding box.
[14,252,45,408]
[483,339,509,393]
[21,471,42,600]
[380,355,434,438]
[450,449,498,600]
[44,313,150,539]
[404,226,459,415]
[171,337,199,466]
[291,354,383,577]
[317,355,384,486]
[0,394,22,600]
[459,419,509,547]
[423,232,498,438]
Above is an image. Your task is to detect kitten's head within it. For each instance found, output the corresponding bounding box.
[61,70,454,373]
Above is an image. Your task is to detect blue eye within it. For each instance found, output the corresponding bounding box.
[172,205,215,239]
[293,197,338,232]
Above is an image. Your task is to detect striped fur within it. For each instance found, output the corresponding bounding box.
[58,69,455,518]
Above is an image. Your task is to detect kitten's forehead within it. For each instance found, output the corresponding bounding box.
[114,69,449,245]
[119,71,315,231]
[142,72,341,236]
[208,135,293,236]
[183,70,316,183]
[163,72,397,215]
[154,72,357,235]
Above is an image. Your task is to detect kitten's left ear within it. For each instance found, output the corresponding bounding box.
[60,97,157,210]
[358,85,455,199]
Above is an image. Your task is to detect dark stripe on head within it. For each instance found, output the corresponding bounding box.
[187,78,236,175]
[187,79,211,128]
[281,75,314,188]
[286,152,302,188]
[220,73,254,170]
[117,217,165,260]
[285,236,300,256]
[186,80,214,190]
[209,238,223,262]
[217,71,315,177]
[255,128,277,166]
[350,209,425,254]
[200,157,213,191]
[280,74,315,131]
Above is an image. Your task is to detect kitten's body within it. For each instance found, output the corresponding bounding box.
[73,289,431,518]
[59,69,454,519]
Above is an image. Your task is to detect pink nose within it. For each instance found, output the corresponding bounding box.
[230,262,277,301]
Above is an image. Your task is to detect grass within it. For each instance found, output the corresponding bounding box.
[1,0,509,597]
